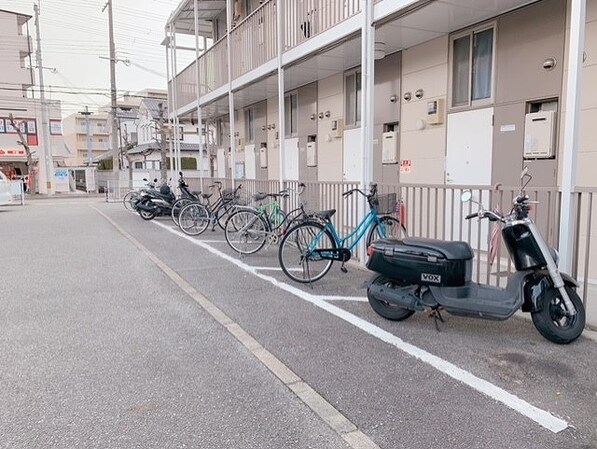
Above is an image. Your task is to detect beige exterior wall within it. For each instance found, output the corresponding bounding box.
[317,74,343,182]
[399,36,448,185]
[0,11,33,96]
[576,0,597,186]
[63,113,110,166]
[266,97,280,180]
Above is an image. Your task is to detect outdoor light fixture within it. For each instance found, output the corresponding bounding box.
[389,94,397,103]
[415,89,424,99]
[403,92,412,101]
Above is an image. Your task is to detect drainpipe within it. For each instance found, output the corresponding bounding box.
[558,0,586,274]
[194,0,204,185]
[277,0,286,191]
[226,0,236,187]
[165,26,175,182]
[359,0,375,264]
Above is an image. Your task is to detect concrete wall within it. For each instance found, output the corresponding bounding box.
[577,0,597,187]
[399,36,448,185]
[317,74,344,182]
[492,0,566,187]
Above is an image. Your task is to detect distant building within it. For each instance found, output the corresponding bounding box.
[0,8,66,193]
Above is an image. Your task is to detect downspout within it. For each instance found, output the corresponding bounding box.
[194,0,204,184]
[227,0,236,187]
[358,0,375,264]
[165,26,174,181]
[172,26,182,175]
[277,0,286,191]
[558,0,586,274]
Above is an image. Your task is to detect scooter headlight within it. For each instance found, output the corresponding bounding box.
[549,247,559,265]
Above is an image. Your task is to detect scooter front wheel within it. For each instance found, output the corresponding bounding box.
[367,274,416,321]
[531,286,585,344]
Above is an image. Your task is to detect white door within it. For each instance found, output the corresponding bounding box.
[446,108,493,185]
[244,144,256,179]
[284,138,299,181]
[343,127,362,182]
[217,148,226,178]
[445,108,493,251]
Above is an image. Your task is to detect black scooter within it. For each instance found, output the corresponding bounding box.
[135,172,195,220]
[366,169,585,344]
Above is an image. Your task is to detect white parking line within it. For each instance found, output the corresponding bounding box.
[152,220,568,434]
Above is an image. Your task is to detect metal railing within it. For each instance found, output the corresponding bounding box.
[107,175,596,326]
[169,60,198,111]
[200,36,228,94]
[231,0,277,79]
[284,0,361,50]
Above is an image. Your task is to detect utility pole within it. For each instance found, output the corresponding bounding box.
[33,2,54,195]
[80,106,93,165]
[103,0,119,173]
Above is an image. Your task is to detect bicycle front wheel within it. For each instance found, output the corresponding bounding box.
[366,215,407,247]
[225,209,269,255]
[278,221,336,283]
[179,202,210,236]
[123,191,139,211]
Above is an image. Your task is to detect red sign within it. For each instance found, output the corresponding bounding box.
[0,149,27,157]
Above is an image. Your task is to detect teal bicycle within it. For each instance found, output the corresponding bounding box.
[278,183,407,283]
[224,183,308,255]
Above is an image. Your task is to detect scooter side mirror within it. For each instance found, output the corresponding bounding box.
[461,190,473,203]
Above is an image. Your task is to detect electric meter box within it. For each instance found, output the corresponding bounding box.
[306,141,317,167]
[427,98,445,125]
[330,119,344,138]
[259,144,268,168]
[382,131,399,164]
[523,110,556,159]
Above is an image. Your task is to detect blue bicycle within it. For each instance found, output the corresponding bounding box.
[278,183,407,283]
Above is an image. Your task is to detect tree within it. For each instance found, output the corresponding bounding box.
[8,114,36,192]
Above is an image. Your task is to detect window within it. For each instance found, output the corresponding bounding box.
[345,70,361,126]
[284,92,298,137]
[244,107,254,143]
[450,26,495,108]
[134,161,143,169]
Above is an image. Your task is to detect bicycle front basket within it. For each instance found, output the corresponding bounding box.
[373,193,397,215]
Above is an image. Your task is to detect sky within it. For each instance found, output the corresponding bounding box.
[0,0,195,116]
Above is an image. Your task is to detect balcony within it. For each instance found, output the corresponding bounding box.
[284,0,361,51]
[230,0,277,79]
[170,0,361,111]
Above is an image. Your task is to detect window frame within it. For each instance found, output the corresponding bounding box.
[344,69,361,127]
[284,91,298,138]
[448,22,497,110]
[244,107,255,143]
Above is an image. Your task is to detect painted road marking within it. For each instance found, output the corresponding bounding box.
[151,220,569,434]
[96,208,381,449]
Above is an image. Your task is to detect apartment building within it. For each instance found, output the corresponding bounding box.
[164,0,597,314]
[63,112,111,166]
[0,8,66,193]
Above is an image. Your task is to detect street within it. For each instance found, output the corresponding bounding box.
[1,198,596,449]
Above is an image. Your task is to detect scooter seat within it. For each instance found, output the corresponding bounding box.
[402,237,474,260]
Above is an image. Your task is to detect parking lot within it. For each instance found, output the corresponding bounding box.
[1,198,597,448]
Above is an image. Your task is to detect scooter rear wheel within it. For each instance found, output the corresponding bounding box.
[367,274,416,321]
[531,286,585,344]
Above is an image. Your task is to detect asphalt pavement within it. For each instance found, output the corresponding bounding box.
[1,198,596,449]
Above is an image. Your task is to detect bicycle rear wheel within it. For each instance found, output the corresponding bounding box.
[171,198,192,226]
[278,221,336,283]
[366,216,407,247]
[179,202,210,236]
[225,209,269,255]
